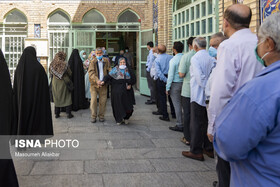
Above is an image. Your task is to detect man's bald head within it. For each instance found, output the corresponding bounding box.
[158,45,166,54]
[224,4,252,30]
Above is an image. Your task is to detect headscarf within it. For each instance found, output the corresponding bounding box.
[79,50,85,62]
[109,57,131,80]
[49,51,68,80]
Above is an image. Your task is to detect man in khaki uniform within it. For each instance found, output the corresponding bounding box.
[88,48,112,123]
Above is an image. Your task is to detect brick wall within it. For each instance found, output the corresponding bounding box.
[219,0,260,33]
[157,0,173,55]
[0,0,153,38]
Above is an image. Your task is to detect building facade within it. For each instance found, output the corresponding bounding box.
[0,0,278,95]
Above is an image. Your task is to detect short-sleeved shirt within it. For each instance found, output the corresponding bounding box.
[178,50,196,98]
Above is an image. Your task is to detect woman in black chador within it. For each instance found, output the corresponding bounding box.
[102,57,136,125]
[0,49,19,187]
[13,46,53,136]
[68,49,90,111]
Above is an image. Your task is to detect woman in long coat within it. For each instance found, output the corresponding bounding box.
[103,58,136,125]
[13,46,53,136]
[68,49,89,111]
[50,51,73,118]
[0,49,19,187]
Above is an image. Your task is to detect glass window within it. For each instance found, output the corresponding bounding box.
[175,28,177,40]
[5,10,27,23]
[179,27,181,38]
[186,9,189,22]
[182,26,185,38]
[196,21,200,35]
[186,25,189,37]
[196,4,200,19]
[83,9,105,23]
[202,2,206,17]
[118,10,139,23]
[175,15,177,26]
[202,19,206,34]
[178,13,181,25]
[182,11,185,23]
[208,0,213,15]
[208,17,213,33]
[191,23,194,36]
[176,0,192,11]
[191,7,194,20]
[49,11,70,23]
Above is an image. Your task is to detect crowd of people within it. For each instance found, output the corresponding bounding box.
[144,4,280,187]
[0,3,279,187]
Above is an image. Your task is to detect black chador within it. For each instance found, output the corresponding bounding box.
[68,49,89,111]
[0,49,19,187]
[13,46,53,136]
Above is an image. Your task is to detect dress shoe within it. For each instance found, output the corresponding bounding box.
[169,126,183,132]
[145,100,156,105]
[99,118,105,122]
[180,137,190,145]
[152,111,162,115]
[182,151,204,161]
[203,149,214,158]
[91,118,96,123]
[213,181,218,187]
[67,114,74,119]
[159,116,170,121]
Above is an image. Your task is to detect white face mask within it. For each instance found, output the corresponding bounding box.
[153,53,158,57]
[125,50,129,53]
[119,65,126,69]
[82,55,86,59]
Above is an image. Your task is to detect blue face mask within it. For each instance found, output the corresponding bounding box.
[97,55,103,60]
[208,47,217,58]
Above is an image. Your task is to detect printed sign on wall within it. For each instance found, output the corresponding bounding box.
[261,0,280,22]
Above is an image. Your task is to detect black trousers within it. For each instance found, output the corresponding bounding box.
[217,156,231,187]
[182,97,191,142]
[146,71,156,102]
[55,105,72,115]
[157,79,175,118]
[153,79,160,112]
[190,102,213,154]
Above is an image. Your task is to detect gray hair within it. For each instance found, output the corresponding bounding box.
[258,12,280,51]
[118,57,126,64]
[96,47,103,52]
[193,37,207,49]
[211,32,227,42]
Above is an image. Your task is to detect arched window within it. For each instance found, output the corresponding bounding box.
[83,9,105,23]
[49,10,70,23]
[173,0,192,11]
[5,9,27,23]
[118,10,139,23]
[2,9,27,82]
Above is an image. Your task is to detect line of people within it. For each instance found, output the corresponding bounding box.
[145,4,280,187]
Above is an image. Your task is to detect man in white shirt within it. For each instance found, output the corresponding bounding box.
[207,4,263,187]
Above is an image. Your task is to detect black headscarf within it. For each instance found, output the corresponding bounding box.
[0,49,19,187]
[13,46,53,136]
[68,49,89,111]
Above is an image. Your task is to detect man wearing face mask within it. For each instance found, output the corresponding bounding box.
[124,47,134,69]
[214,12,280,187]
[207,4,263,187]
[88,47,112,123]
[205,32,227,104]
